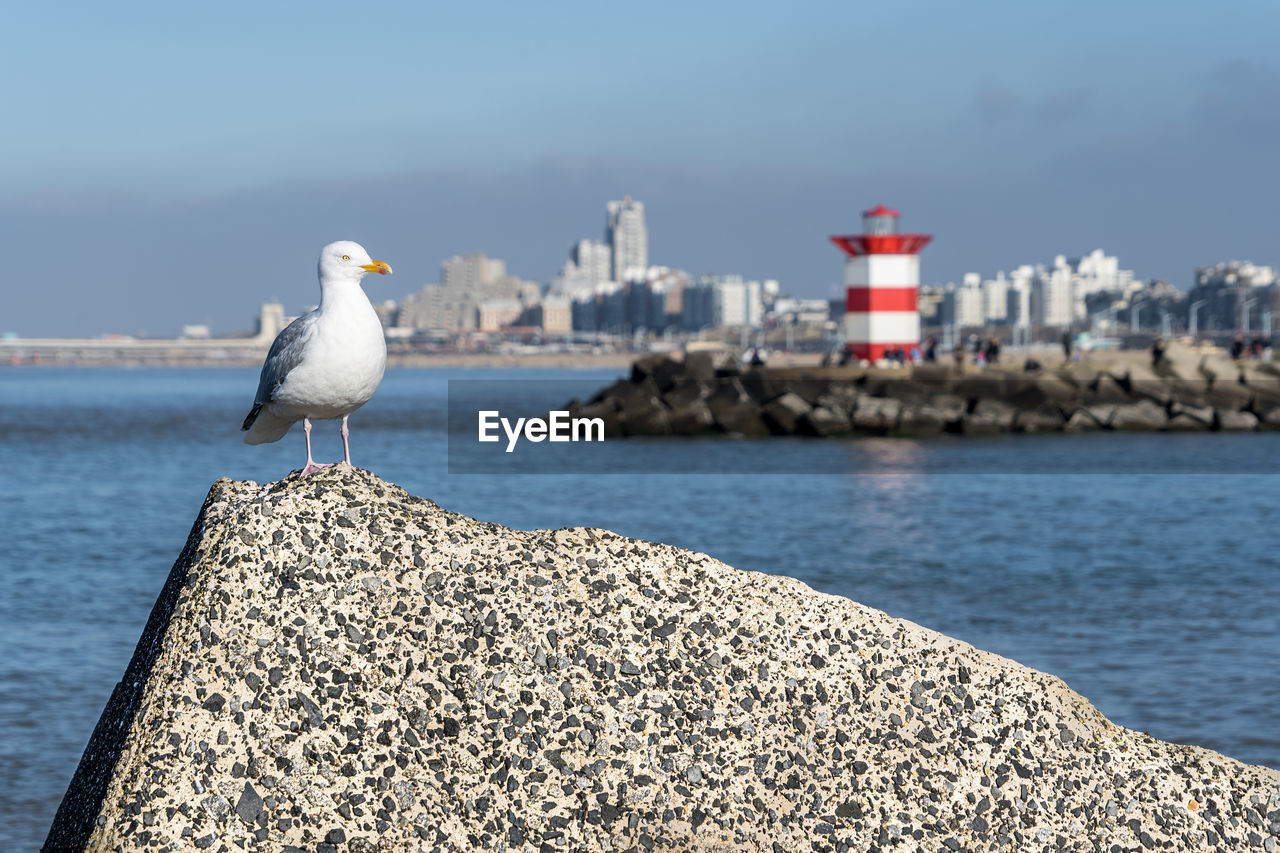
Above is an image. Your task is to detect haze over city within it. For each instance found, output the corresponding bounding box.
[5,1,1278,337]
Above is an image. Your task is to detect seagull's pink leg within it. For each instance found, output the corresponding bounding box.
[340,415,352,466]
[300,417,332,476]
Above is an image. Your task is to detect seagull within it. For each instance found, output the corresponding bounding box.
[242,240,392,475]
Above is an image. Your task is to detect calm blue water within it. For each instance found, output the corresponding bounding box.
[3,367,1279,849]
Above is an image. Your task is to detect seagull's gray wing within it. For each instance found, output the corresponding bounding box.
[241,313,316,431]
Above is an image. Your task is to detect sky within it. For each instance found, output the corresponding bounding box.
[4,1,1279,336]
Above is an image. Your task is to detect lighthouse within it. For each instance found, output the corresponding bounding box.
[831,205,932,362]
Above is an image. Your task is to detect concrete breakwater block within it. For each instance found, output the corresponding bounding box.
[47,468,1280,851]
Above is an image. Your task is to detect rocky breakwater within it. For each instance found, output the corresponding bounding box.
[569,349,1280,437]
[47,467,1280,852]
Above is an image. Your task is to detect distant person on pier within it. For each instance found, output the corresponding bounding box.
[1061,330,1073,360]
[987,336,1000,364]
[1151,336,1166,369]
[923,336,937,362]
[1230,333,1245,360]
[952,344,965,374]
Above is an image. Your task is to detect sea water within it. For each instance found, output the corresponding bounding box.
[2,367,1278,849]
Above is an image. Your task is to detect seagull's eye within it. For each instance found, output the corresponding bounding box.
[342,255,351,261]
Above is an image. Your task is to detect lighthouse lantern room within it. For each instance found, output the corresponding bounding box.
[830,205,932,362]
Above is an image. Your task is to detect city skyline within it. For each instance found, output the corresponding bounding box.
[5,1,1279,336]
[9,185,1274,341]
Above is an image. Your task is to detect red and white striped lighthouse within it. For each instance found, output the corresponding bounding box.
[830,205,932,362]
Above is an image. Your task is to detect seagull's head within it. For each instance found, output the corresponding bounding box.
[318,240,393,285]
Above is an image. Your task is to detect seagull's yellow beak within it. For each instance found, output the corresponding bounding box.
[360,261,392,275]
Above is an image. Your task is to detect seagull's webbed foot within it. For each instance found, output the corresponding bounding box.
[300,461,333,476]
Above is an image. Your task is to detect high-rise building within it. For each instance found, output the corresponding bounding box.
[396,253,533,331]
[1037,257,1075,328]
[713,276,764,328]
[945,250,1133,331]
[538,297,573,335]
[571,239,613,285]
[953,274,985,328]
[477,299,524,332]
[442,253,507,290]
[1189,261,1278,333]
[982,272,1009,324]
[255,303,286,342]
[918,286,946,325]
[1195,260,1277,289]
[606,196,648,284]
[677,275,764,329]
[648,267,692,324]
[1007,266,1035,329]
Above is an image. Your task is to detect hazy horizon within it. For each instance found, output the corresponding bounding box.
[6,1,1279,337]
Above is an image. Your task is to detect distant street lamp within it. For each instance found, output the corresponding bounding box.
[1092,305,1120,335]
[1189,299,1207,338]
[1242,297,1257,334]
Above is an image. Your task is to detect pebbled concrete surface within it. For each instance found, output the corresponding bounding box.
[46,466,1280,852]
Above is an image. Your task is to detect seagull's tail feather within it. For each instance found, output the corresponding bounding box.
[242,407,296,445]
[241,403,263,432]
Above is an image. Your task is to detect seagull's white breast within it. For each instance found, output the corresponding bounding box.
[271,290,387,421]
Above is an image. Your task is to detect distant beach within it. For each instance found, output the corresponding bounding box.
[0,342,831,370]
